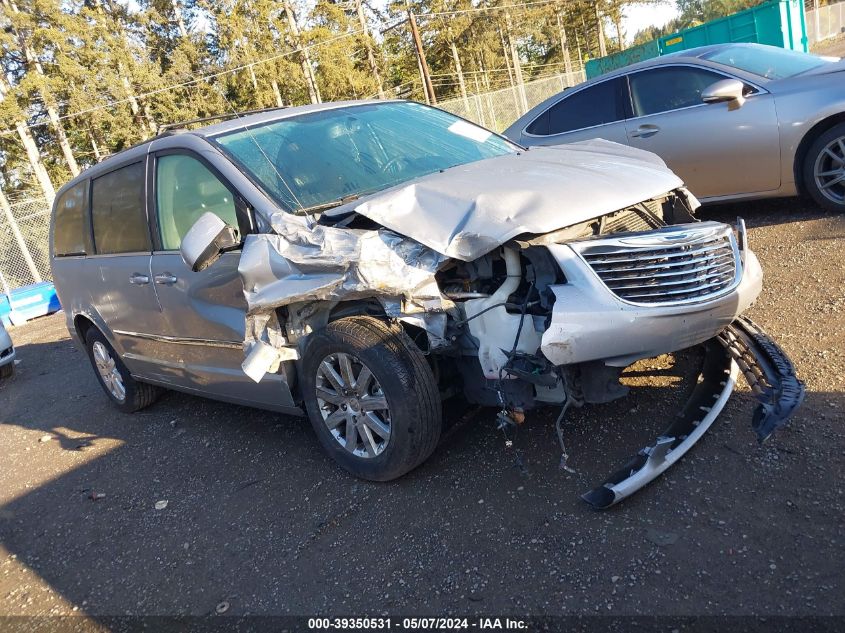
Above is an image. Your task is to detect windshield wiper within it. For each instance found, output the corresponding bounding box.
[298,194,361,215]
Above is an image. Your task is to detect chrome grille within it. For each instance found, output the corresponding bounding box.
[573,222,741,306]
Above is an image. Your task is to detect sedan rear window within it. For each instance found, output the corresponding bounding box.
[527,79,622,136]
[702,45,829,79]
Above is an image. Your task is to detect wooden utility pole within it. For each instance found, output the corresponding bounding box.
[408,11,436,104]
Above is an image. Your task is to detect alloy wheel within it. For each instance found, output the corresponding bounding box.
[315,352,391,458]
[813,136,845,204]
[92,341,126,402]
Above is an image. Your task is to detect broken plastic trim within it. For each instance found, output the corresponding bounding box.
[717,316,805,443]
[581,340,737,510]
[581,317,804,509]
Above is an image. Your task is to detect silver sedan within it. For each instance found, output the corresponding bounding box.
[503,43,845,212]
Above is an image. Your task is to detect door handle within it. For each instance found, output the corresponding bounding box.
[630,124,660,139]
[129,273,150,285]
[154,273,178,285]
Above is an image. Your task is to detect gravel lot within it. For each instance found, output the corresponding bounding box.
[0,197,843,623]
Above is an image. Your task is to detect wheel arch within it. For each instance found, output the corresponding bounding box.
[73,313,97,343]
[295,299,431,354]
[794,112,845,194]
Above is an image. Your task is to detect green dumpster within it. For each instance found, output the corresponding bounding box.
[660,0,808,54]
[584,0,808,79]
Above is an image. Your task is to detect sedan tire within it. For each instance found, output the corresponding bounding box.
[301,316,442,482]
[804,122,845,213]
[84,328,160,413]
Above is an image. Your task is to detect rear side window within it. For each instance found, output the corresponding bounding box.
[155,154,238,250]
[629,66,725,117]
[527,80,622,136]
[91,162,150,254]
[53,181,89,257]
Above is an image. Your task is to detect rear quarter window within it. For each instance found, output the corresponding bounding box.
[52,181,90,257]
[91,162,151,255]
[527,79,623,136]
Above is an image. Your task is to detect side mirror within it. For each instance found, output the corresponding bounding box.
[701,79,746,110]
[179,212,240,272]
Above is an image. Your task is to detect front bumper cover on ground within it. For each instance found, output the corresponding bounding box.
[581,317,805,509]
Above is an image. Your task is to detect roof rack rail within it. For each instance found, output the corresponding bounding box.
[157,106,287,133]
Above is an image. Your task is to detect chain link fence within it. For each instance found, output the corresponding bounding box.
[437,70,586,132]
[807,2,845,43]
[1,197,51,293]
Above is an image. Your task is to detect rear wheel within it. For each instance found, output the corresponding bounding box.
[84,328,160,413]
[804,123,845,213]
[301,316,442,481]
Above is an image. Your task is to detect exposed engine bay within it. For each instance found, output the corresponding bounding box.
[232,141,805,508]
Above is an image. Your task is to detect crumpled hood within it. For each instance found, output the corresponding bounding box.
[338,139,684,261]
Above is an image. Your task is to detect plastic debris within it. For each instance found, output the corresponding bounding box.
[154,500,168,510]
[89,492,106,501]
[39,434,52,443]
[215,601,230,614]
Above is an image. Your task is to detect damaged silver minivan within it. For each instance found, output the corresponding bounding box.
[50,101,803,507]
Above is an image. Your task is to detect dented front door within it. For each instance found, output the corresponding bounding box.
[147,150,297,411]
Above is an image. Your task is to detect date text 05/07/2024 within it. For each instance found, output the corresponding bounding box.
[308,617,529,630]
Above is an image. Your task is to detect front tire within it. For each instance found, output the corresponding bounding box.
[84,328,160,413]
[804,122,845,213]
[301,316,442,481]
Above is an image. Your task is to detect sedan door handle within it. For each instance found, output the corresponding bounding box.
[154,273,178,285]
[630,124,660,139]
[129,273,150,285]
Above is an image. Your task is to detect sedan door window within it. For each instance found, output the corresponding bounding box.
[526,79,623,136]
[628,66,727,117]
[155,154,239,250]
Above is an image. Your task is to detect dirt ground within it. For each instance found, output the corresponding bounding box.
[0,197,843,624]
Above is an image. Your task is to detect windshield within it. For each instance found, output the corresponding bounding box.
[213,101,518,213]
[702,45,829,79]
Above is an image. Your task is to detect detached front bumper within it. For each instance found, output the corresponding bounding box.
[540,223,763,368]
[581,316,804,509]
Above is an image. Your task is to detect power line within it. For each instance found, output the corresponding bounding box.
[415,0,567,19]
[2,28,364,136]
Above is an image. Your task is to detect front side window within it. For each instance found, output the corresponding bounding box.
[156,154,238,250]
[629,66,725,117]
[214,102,517,213]
[53,181,89,257]
[527,80,623,136]
[91,162,150,255]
